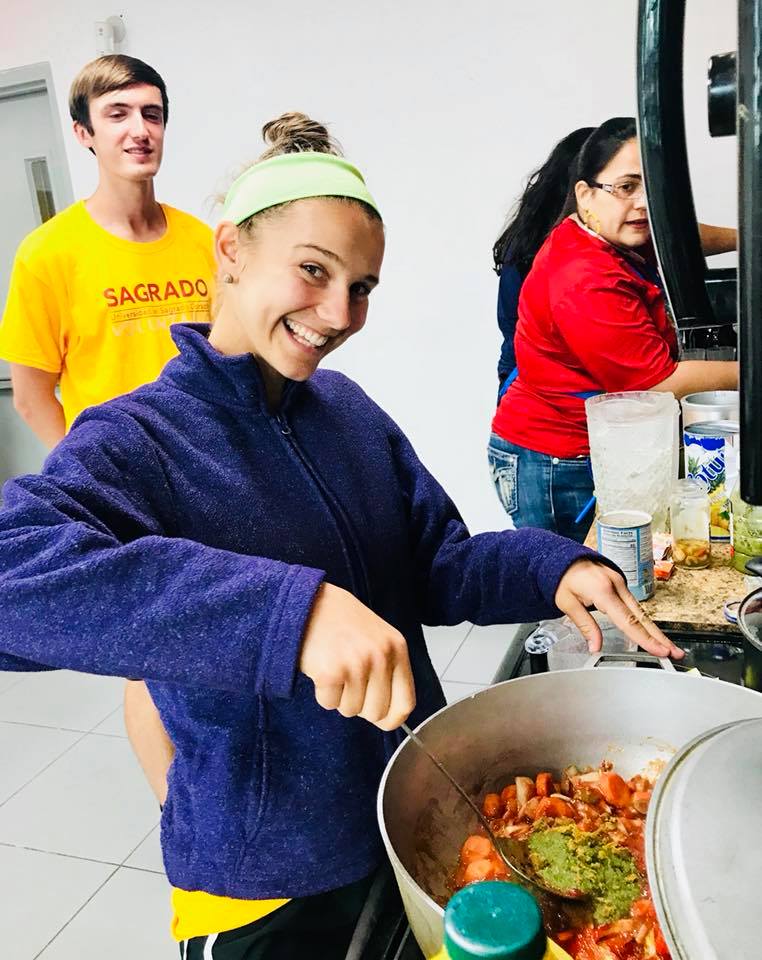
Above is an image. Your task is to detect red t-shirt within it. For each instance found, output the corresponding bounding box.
[492,217,679,458]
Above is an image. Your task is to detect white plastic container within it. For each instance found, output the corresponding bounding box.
[525,613,637,670]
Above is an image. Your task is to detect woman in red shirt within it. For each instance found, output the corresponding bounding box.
[489,117,738,541]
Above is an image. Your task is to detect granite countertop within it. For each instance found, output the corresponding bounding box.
[586,532,746,635]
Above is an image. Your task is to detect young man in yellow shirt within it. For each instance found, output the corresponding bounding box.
[0,54,215,443]
[0,51,214,800]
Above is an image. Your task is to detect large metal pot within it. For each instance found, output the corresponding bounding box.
[377,667,762,958]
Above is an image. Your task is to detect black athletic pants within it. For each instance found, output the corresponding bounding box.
[180,873,375,960]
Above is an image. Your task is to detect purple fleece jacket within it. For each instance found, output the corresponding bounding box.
[0,324,603,899]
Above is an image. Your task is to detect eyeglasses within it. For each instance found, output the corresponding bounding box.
[589,178,646,202]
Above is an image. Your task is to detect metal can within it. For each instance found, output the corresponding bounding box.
[680,390,739,428]
[596,510,655,601]
[684,420,739,541]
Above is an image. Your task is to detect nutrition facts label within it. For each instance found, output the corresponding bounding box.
[597,516,654,601]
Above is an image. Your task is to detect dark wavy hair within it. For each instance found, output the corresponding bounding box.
[493,127,595,275]
[559,117,638,220]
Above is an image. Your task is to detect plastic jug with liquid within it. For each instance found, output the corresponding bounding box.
[586,390,679,532]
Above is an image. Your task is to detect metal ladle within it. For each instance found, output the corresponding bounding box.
[399,722,586,902]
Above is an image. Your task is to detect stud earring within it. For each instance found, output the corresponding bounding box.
[222,273,235,284]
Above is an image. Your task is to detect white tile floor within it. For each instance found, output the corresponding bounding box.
[0,622,519,959]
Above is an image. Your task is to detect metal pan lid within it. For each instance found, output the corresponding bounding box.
[646,717,762,959]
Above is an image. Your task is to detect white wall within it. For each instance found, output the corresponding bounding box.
[2,0,738,533]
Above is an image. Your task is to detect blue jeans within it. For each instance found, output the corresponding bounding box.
[487,434,593,543]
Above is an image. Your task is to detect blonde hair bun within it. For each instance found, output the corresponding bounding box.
[259,112,343,161]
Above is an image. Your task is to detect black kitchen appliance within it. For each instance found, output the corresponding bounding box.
[636,0,762,503]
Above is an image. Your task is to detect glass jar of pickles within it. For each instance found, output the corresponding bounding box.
[670,478,711,569]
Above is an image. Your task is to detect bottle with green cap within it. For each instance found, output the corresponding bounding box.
[430,882,573,960]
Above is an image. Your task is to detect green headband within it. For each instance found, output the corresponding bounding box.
[221,151,381,225]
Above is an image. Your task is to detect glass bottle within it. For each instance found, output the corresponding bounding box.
[670,478,711,569]
[730,482,762,575]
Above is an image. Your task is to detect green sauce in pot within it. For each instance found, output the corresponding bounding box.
[528,821,642,924]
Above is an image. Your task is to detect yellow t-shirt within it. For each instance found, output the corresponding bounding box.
[0,200,216,429]
[171,889,289,942]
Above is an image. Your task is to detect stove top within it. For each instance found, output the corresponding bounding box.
[346,864,425,960]
[518,632,747,686]
[662,632,746,685]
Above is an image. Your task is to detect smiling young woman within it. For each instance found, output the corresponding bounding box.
[489,116,739,542]
[208,120,384,408]
[0,112,682,959]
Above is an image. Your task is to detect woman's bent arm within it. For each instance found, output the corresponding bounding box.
[649,359,738,399]
[698,223,737,257]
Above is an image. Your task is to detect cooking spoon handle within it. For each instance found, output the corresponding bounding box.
[399,722,487,825]
[398,721,532,884]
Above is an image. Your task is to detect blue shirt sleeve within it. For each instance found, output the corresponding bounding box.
[496,262,523,380]
[379,411,608,626]
[0,408,324,696]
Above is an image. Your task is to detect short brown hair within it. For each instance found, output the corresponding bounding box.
[69,55,169,132]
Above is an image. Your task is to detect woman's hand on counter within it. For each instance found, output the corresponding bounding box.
[300,582,416,730]
[555,560,685,659]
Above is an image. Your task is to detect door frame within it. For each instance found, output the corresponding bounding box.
[0,61,75,219]
[0,62,74,386]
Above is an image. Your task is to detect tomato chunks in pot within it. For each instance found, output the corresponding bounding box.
[452,764,670,960]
